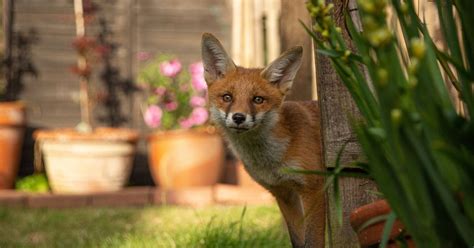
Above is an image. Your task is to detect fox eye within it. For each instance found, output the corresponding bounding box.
[253,96,264,104]
[222,94,233,102]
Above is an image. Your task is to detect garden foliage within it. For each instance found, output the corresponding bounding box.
[305,0,474,246]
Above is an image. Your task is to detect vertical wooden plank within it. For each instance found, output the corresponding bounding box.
[326,177,379,247]
[280,0,313,101]
[313,0,379,247]
[3,0,13,97]
[316,0,363,168]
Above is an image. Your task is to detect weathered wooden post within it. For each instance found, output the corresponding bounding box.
[280,0,314,101]
[313,0,379,247]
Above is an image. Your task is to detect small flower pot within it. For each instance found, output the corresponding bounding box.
[0,101,26,189]
[34,128,138,194]
[350,200,415,248]
[148,128,224,188]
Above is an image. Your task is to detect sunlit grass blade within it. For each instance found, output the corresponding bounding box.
[356,213,389,233]
[379,211,396,248]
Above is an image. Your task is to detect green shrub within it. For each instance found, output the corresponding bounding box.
[16,174,49,193]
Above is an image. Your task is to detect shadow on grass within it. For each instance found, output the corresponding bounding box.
[0,205,291,248]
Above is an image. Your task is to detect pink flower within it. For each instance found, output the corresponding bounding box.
[160,59,182,77]
[144,105,162,128]
[179,118,194,129]
[179,107,208,129]
[189,62,208,91]
[189,62,204,75]
[155,86,166,96]
[189,107,209,125]
[137,51,152,61]
[165,101,178,111]
[190,96,206,107]
[191,74,208,91]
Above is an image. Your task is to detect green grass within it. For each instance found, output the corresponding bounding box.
[0,204,291,248]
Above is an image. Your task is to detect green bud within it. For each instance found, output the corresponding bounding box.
[359,0,375,13]
[322,4,334,16]
[401,2,409,14]
[313,24,322,32]
[411,38,426,59]
[368,127,386,141]
[408,58,419,74]
[368,28,392,47]
[335,27,342,33]
[323,16,332,25]
[311,6,320,16]
[326,3,334,12]
[321,30,329,38]
[391,109,402,125]
[377,68,388,86]
[362,16,378,32]
[407,77,418,89]
[342,50,351,62]
[374,0,387,9]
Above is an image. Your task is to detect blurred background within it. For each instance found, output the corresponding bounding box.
[1,0,316,186]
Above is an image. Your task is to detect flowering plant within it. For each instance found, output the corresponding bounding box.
[138,55,209,130]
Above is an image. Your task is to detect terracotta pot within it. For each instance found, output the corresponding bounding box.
[35,128,138,194]
[350,200,415,248]
[148,129,224,188]
[0,101,26,189]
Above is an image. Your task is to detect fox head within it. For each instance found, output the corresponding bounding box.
[201,33,302,134]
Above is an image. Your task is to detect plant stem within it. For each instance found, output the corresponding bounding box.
[74,0,92,131]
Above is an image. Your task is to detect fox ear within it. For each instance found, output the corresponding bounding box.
[201,33,236,85]
[261,46,303,94]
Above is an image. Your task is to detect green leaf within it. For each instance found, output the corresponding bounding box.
[316,48,343,58]
[299,19,321,44]
[380,211,397,248]
[356,213,390,233]
[333,176,343,225]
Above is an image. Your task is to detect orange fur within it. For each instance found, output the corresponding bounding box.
[202,33,325,248]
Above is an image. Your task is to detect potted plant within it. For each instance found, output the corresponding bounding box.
[34,0,138,194]
[0,0,37,189]
[305,0,474,247]
[138,55,224,188]
[0,101,25,189]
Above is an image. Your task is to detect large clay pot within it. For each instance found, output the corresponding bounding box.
[0,101,26,189]
[148,129,224,188]
[350,200,415,248]
[34,128,138,194]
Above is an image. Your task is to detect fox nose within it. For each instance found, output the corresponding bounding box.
[232,113,246,125]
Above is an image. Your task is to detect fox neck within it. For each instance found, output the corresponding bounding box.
[222,109,301,188]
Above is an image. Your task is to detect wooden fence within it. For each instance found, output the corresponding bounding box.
[12,0,232,183]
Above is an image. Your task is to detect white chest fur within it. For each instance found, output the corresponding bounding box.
[226,130,303,188]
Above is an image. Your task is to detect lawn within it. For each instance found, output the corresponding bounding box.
[0,204,291,248]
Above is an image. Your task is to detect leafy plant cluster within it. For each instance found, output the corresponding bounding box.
[138,55,209,131]
[305,0,474,246]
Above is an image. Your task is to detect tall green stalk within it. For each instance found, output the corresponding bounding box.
[305,0,474,246]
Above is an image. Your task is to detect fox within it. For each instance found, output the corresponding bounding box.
[201,33,325,248]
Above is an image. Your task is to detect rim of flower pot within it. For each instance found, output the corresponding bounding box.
[34,127,140,143]
[0,100,26,108]
[350,199,392,231]
[0,101,26,126]
[148,126,219,140]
